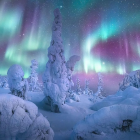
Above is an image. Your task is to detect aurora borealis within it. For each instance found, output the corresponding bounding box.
[0,0,140,79]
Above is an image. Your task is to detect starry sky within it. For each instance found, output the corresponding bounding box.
[0,0,140,91]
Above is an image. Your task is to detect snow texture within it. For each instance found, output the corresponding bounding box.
[0,94,54,140]
[43,8,80,112]
[71,80,140,140]
[119,70,140,91]
[7,64,28,100]
[29,59,41,92]
[71,104,140,140]
[92,85,140,111]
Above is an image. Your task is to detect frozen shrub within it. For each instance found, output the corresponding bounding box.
[7,64,28,100]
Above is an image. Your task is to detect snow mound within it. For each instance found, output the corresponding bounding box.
[0,94,54,140]
[92,86,140,111]
[71,104,140,140]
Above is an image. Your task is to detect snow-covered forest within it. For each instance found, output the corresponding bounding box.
[0,8,140,140]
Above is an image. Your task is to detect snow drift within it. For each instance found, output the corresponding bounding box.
[71,104,140,140]
[0,94,54,140]
[92,86,140,111]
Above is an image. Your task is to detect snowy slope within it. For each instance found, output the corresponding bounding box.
[0,91,54,140]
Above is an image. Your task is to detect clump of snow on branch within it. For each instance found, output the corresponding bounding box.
[119,70,140,91]
[0,94,54,140]
[29,59,41,92]
[43,8,80,112]
[7,64,28,100]
[66,55,80,93]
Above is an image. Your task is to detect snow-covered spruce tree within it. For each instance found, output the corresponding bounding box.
[7,64,28,100]
[75,78,82,95]
[0,75,8,88]
[95,72,104,97]
[119,70,140,91]
[83,79,93,95]
[43,9,80,112]
[29,59,41,91]
[0,94,54,140]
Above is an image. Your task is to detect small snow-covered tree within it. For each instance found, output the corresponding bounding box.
[43,9,80,112]
[94,72,104,97]
[0,75,8,88]
[7,64,28,100]
[91,73,104,103]
[83,80,93,95]
[29,59,41,91]
[119,70,140,91]
[75,78,82,94]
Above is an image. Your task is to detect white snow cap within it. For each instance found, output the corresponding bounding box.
[0,94,54,140]
[31,59,38,67]
[66,55,80,71]
[7,64,24,79]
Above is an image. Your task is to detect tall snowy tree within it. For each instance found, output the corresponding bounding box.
[43,9,80,112]
[29,59,41,91]
[7,64,28,100]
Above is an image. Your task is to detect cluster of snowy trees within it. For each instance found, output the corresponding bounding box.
[1,8,140,140]
[70,70,140,140]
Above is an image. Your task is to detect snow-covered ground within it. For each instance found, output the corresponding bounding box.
[1,85,140,140]
[29,92,94,140]
[0,88,94,140]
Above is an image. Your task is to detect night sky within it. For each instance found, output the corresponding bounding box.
[0,0,140,91]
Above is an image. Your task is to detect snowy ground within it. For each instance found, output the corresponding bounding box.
[0,88,94,140]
